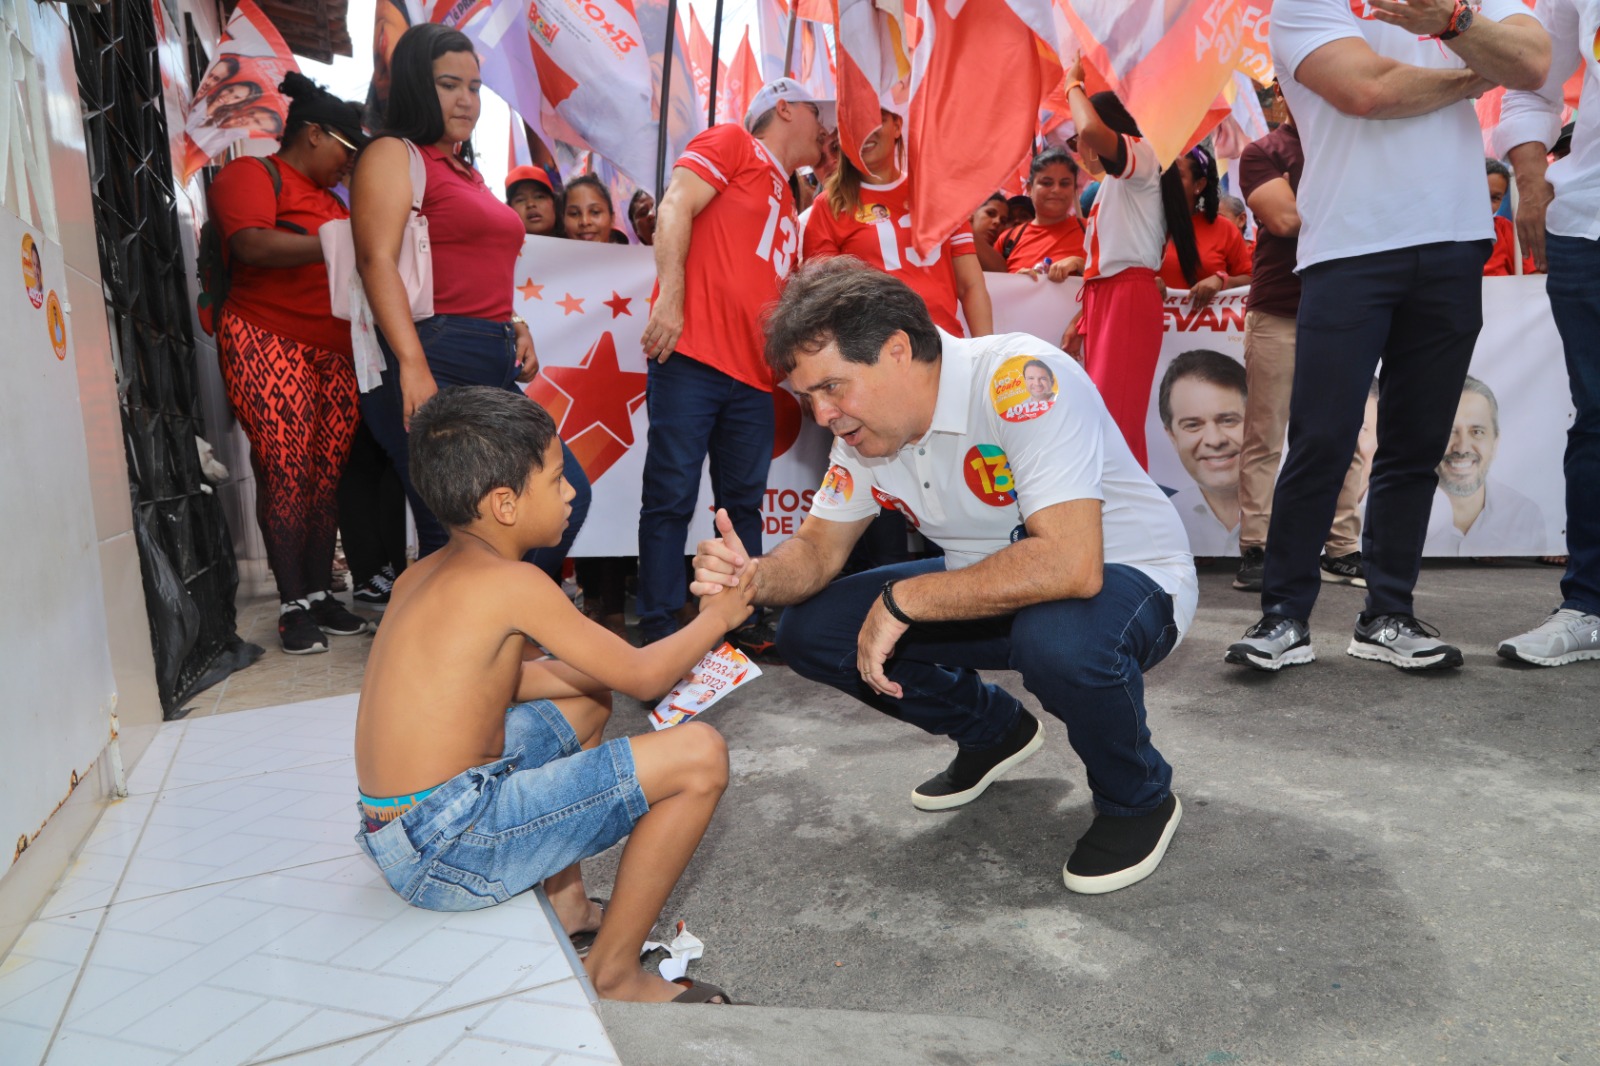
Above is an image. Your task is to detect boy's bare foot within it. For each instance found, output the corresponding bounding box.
[585,965,730,1004]
[548,887,604,938]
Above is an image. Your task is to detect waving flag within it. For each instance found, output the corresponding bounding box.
[757,0,794,79]
[179,0,298,183]
[835,0,1045,256]
[726,28,764,126]
[797,19,836,101]
[1058,0,1273,166]
[637,0,709,166]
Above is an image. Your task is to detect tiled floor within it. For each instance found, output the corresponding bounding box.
[0,696,620,1066]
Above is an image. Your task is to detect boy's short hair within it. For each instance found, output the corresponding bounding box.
[408,387,558,527]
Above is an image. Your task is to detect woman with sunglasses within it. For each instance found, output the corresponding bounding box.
[207,71,372,654]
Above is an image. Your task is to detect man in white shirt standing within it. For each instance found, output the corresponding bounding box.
[693,262,1196,895]
[1227,0,1549,672]
[1494,0,1600,666]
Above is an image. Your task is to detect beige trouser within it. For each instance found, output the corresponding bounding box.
[1239,310,1368,555]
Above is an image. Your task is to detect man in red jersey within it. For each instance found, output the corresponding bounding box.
[637,78,834,656]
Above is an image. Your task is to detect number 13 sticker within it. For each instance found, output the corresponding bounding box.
[963,444,1016,506]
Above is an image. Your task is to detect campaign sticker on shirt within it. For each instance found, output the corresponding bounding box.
[871,485,921,528]
[21,234,43,309]
[963,444,1016,507]
[853,203,892,224]
[989,355,1058,423]
[817,463,854,507]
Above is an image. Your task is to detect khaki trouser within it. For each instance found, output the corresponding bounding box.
[1239,310,1368,555]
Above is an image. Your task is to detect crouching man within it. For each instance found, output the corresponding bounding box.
[693,260,1197,893]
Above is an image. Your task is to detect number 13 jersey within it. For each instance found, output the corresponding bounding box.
[669,124,798,392]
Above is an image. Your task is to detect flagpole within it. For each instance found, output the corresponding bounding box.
[783,4,798,77]
[656,0,681,202]
[708,0,725,127]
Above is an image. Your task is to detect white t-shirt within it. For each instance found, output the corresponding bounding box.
[1083,133,1166,279]
[1271,0,1526,271]
[1496,0,1600,240]
[1424,481,1548,555]
[807,331,1199,638]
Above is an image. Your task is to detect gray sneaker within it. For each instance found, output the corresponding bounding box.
[1347,613,1462,670]
[1497,608,1600,667]
[1225,614,1315,671]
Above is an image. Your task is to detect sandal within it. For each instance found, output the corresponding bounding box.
[566,897,606,958]
[670,978,734,1005]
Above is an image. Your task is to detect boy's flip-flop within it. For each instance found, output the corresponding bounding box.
[567,897,606,958]
[670,978,735,1005]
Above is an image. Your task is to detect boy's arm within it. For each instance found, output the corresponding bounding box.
[508,565,754,701]
[516,656,609,702]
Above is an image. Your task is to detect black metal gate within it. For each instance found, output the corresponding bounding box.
[70,0,255,717]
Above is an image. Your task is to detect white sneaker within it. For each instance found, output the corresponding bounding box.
[1497,608,1600,667]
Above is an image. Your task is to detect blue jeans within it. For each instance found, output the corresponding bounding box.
[775,560,1178,816]
[362,315,591,580]
[355,699,648,911]
[1543,234,1600,615]
[637,354,773,640]
[1263,241,1490,622]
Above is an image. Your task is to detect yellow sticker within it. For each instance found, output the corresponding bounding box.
[21,233,43,309]
[989,355,1058,423]
[46,291,66,360]
[816,463,854,507]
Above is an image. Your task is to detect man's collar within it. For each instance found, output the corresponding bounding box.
[927,332,971,437]
[752,133,788,177]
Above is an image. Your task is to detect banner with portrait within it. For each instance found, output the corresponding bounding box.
[514,240,1571,559]
[178,0,299,184]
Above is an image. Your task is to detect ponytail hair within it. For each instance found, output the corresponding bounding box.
[1187,145,1220,223]
[1160,166,1202,286]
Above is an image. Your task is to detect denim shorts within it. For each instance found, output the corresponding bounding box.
[355,700,650,911]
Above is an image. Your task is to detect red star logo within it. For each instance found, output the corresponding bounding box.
[557,292,585,315]
[536,332,649,447]
[603,291,633,318]
[517,279,544,301]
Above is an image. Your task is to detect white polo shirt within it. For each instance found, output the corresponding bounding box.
[808,331,1199,638]
[1496,0,1600,240]
[1272,0,1528,271]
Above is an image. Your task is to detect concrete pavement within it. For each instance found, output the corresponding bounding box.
[591,561,1598,1066]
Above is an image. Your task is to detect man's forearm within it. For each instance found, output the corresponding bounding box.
[748,536,836,607]
[651,208,692,303]
[890,538,1100,623]
[1449,16,1551,92]
[1368,66,1489,119]
[1508,141,1551,188]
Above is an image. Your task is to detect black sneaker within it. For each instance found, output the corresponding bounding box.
[912,711,1043,811]
[1063,793,1182,894]
[1320,551,1367,588]
[1224,614,1315,671]
[279,605,329,655]
[352,565,395,607]
[731,616,783,665]
[1347,613,1462,670]
[308,593,369,636]
[1233,546,1265,591]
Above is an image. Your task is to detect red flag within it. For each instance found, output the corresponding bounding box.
[727,28,764,126]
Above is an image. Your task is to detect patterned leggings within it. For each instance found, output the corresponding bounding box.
[219,312,359,603]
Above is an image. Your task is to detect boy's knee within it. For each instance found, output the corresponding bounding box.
[678,722,729,791]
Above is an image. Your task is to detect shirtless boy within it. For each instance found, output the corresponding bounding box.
[354,386,754,1004]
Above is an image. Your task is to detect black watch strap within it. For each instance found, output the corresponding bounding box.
[881,581,915,625]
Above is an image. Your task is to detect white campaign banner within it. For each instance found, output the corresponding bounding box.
[514,237,830,556]
[515,242,1570,559]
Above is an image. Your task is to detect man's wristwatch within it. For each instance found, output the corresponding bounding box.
[880,581,916,625]
[1437,0,1473,40]
[509,313,527,328]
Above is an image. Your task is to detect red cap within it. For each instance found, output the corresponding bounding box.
[505,165,554,195]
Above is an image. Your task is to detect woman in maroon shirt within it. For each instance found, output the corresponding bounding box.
[350,25,589,569]
[208,72,371,654]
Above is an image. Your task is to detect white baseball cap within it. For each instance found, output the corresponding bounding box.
[744,77,837,133]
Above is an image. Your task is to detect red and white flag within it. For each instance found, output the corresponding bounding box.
[834,0,1045,255]
[179,0,298,182]
[726,27,764,126]
[756,0,794,80]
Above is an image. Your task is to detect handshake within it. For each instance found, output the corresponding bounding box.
[692,508,758,609]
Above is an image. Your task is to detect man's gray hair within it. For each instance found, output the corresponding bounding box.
[1461,374,1500,436]
[1219,195,1246,218]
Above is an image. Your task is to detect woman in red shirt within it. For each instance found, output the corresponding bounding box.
[802,109,992,336]
[351,25,559,561]
[1158,146,1251,308]
[208,72,371,654]
[989,147,1089,280]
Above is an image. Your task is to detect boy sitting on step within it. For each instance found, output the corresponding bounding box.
[354,386,751,1004]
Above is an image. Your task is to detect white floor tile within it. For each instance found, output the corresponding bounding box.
[257,1029,392,1064]
[44,1029,181,1066]
[464,994,615,1057]
[122,725,186,797]
[0,1017,53,1066]
[169,999,319,1066]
